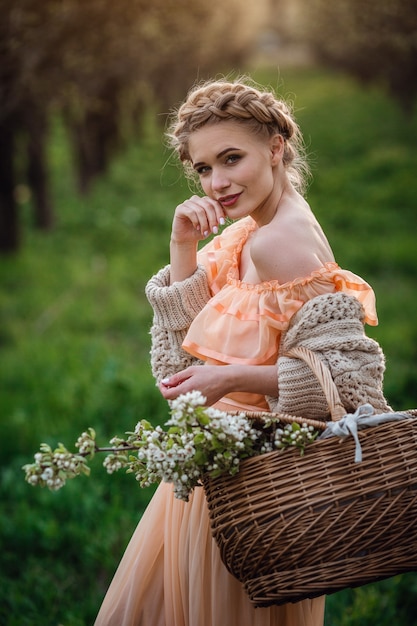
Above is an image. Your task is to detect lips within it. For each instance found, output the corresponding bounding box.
[218,193,242,207]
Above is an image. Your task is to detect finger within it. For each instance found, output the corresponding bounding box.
[173,198,209,238]
[181,196,225,237]
[196,197,227,235]
[205,198,227,234]
[186,196,215,237]
[159,379,191,400]
[159,385,181,401]
[160,368,192,388]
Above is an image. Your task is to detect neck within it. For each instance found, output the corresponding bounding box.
[253,176,289,228]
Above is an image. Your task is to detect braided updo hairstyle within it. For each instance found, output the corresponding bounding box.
[167,76,310,195]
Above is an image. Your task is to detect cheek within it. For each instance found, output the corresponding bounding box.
[241,160,266,183]
[200,177,211,197]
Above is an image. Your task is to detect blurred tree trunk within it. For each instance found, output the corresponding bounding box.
[295,0,417,112]
[71,81,121,195]
[0,117,19,253]
[1,0,269,250]
[72,113,107,196]
[26,106,54,230]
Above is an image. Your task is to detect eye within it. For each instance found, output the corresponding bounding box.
[195,165,211,176]
[225,154,241,165]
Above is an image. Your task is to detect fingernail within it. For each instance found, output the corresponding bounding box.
[203,230,209,237]
[212,226,218,234]
[219,217,226,225]
[161,377,170,384]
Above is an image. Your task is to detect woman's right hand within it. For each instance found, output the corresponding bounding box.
[171,195,226,245]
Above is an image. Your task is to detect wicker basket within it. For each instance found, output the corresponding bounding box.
[202,346,417,607]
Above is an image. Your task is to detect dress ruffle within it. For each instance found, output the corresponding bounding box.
[183,217,378,366]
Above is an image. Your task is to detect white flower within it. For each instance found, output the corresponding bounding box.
[41,467,54,480]
[25,392,319,498]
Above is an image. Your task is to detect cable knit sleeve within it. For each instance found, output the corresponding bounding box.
[145,264,211,383]
[267,292,392,420]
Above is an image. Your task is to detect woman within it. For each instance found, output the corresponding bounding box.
[94,77,390,625]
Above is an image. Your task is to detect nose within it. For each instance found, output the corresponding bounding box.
[211,167,230,192]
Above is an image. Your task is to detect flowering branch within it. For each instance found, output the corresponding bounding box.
[23,391,318,501]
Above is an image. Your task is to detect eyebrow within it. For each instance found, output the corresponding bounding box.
[193,147,240,170]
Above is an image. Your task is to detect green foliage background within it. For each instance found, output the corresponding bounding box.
[1,67,417,625]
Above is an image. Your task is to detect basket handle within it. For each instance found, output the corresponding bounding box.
[284,346,346,422]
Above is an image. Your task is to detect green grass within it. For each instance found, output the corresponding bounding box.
[1,66,417,624]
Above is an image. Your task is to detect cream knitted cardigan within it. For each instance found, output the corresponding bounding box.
[145,266,391,420]
[270,292,392,420]
[145,265,210,383]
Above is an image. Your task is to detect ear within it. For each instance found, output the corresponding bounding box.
[270,134,285,165]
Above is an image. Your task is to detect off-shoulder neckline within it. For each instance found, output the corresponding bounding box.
[227,218,339,291]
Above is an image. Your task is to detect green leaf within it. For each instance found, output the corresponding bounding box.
[193,450,208,466]
[197,414,210,426]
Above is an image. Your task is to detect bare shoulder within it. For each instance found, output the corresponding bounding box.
[250,207,334,284]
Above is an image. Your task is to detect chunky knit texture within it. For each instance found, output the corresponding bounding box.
[145,265,210,382]
[267,292,392,420]
[145,265,212,331]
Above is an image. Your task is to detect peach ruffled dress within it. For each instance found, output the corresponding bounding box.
[94,217,377,626]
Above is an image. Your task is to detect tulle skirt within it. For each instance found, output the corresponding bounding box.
[94,481,325,626]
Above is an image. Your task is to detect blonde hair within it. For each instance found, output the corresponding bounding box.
[167,76,310,195]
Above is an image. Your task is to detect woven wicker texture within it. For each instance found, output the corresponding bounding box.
[202,346,417,606]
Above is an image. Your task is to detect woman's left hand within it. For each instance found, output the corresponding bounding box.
[159,365,233,406]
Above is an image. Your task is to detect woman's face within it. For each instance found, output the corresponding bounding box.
[188,120,284,224]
